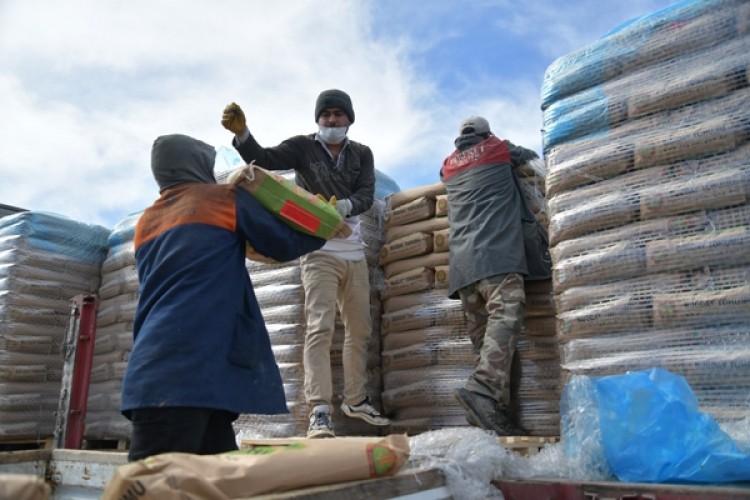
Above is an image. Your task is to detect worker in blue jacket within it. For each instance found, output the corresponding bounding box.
[121,134,325,461]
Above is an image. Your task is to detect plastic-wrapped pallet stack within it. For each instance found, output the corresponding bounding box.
[234,170,397,438]
[542,0,750,423]
[379,181,470,435]
[85,212,142,441]
[0,211,109,440]
[510,160,561,437]
[233,255,307,438]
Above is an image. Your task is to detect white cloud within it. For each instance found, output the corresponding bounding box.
[0,0,678,227]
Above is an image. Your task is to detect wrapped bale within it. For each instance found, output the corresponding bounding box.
[0,211,109,440]
[543,0,750,423]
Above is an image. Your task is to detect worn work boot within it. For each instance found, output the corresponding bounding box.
[454,388,500,431]
[307,405,335,438]
[341,396,390,426]
[454,388,526,436]
[491,407,527,437]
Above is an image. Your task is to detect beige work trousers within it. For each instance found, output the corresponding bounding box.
[300,252,372,407]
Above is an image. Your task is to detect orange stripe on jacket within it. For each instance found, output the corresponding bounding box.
[135,184,237,248]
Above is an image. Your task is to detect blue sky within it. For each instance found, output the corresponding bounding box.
[0,0,676,228]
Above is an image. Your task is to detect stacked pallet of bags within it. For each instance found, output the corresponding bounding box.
[84,212,142,441]
[510,160,562,437]
[0,211,109,440]
[233,251,307,437]
[542,0,750,422]
[379,182,470,434]
[234,170,397,438]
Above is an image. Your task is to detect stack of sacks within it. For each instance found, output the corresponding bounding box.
[0,211,109,440]
[512,279,560,436]
[501,157,561,436]
[85,212,142,441]
[379,182,472,435]
[234,170,397,438]
[542,0,750,422]
[234,255,308,438]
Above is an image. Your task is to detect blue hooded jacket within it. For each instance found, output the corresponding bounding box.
[121,134,325,416]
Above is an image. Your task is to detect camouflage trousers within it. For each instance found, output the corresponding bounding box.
[458,273,525,407]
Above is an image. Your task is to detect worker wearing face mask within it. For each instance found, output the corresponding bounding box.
[221,90,389,438]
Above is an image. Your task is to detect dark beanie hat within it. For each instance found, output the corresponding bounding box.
[315,89,355,124]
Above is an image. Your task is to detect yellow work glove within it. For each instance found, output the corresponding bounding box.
[221,102,246,135]
[315,194,338,206]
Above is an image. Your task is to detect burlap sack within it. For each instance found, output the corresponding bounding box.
[383,252,450,280]
[381,326,466,351]
[633,116,743,170]
[652,285,750,329]
[557,296,651,341]
[627,62,738,119]
[382,301,464,335]
[381,267,435,300]
[102,435,409,499]
[385,216,450,243]
[379,232,433,266]
[383,196,436,229]
[382,289,449,314]
[553,241,646,292]
[645,226,750,273]
[639,168,746,220]
[386,182,446,210]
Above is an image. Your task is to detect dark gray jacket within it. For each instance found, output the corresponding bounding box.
[440,135,538,298]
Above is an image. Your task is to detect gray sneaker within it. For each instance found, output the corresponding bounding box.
[307,405,335,438]
[341,397,390,426]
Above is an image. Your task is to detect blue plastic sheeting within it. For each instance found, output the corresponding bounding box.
[375,169,400,201]
[542,86,611,152]
[597,368,750,483]
[0,211,110,264]
[562,368,750,483]
[541,0,738,109]
[107,211,142,248]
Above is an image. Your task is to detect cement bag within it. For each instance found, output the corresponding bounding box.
[227,163,352,262]
[102,434,409,499]
[596,367,750,483]
[0,474,50,500]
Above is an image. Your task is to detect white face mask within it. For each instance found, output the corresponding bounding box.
[318,126,348,145]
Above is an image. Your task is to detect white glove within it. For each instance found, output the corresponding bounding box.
[335,198,353,218]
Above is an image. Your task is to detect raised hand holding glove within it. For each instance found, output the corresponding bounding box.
[221,102,247,135]
[335,199,352,218]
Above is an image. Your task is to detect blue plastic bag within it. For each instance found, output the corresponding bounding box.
[596,367,750,483]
